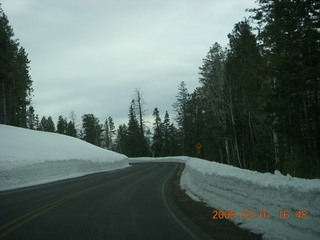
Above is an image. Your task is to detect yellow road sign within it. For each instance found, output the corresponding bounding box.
[195,143,203,150]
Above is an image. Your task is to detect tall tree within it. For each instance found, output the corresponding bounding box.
[134,89,146,137]
[107,116,116,149]
[0,7,33,126]
[173,81,190,154]
[251,0,320,177]
[225,20,265,169]
[126,100,148,157]
[162,111,179,156]
[151,107,164,157]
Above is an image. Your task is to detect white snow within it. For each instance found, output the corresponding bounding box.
[130,156,320,240]
[1,124,319,240]
[0,124,129,191]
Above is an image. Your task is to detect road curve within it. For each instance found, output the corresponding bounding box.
[0,163,214,240]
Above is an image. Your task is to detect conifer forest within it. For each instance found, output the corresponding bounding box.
[1,1,319,178]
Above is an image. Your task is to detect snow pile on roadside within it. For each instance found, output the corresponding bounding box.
[180,157,320,240]
[130,156,320,240]
[0,124,129,191]
[129,156,188,163]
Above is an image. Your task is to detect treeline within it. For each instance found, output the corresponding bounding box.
[26,90,180,158]
[114,90,179,157]
[173,0,320,178]
[0,6,33,126]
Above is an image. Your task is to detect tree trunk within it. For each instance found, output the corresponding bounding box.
[225,138,230,165]
[229,88,242,168]
[1,81,7,124]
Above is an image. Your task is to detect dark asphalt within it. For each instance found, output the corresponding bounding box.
[0,163,214,240]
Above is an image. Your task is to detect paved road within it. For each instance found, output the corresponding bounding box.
[0,163,214,240]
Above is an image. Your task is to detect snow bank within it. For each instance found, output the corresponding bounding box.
[180,158,320,240]
[0,124,129,191]
[130,156,320,240]
[129,156,188,163]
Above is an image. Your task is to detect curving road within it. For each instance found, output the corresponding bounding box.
[0,163,214,240]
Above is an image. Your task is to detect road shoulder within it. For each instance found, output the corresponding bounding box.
[171,163,263,240]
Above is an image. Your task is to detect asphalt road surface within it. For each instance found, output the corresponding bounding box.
[0,163,214,240]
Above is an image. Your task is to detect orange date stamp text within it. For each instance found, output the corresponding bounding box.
[212,210,308,220]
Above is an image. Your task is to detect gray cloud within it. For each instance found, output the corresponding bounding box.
[2,0,257,127]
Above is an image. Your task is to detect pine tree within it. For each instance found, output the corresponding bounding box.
[26,106,36,129]
[162,111,178,156]
[134,89,146,137]
[173,81,190,154]
[152,107,164,157]
[114,124,129,155]
[225,20,265,169]
[38,116,48,131]
[127,100,146,157]
[106,116,116,150]
[104,118,110,149]
[82,114,103,146]
[57,115,68,134]
[251,0,320,177]
[66,121,77,137]
[47,116,55,132]
[0,7,33,126]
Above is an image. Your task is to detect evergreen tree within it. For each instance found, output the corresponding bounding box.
[0,7,33,126]
[114,124,129,154]
[162,111,178,156]
[152,107,164,157]
[82,113,103,146]
[66,120,77,137]
[251,0,320,177]
[126,100,148,157]
[26,106,36,129]
[56,115,68,134]
[173,81,190,154]
[104,118,110,149]
[225,20,265,169]
[104,116,116,150]
[46,116,55,132]
[37,116,55,132]
[199,42,231,163]
[134,89,146,137]
[38,116,48,131]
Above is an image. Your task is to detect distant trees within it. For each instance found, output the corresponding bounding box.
[81,114,102,146]
[38,116,55,132]
[112,89,179,158]
[57,115,68,134]
[151,107,163,157]
[151,108,178,157]
[114,97,148,157]
[56,115,77,137]
[0,7,33,127]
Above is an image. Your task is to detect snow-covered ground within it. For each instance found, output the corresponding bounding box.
[130,157,320,240]
[0,124,129,191]
[1,125,319,240]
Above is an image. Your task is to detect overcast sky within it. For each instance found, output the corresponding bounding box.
[2,0,257,128]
